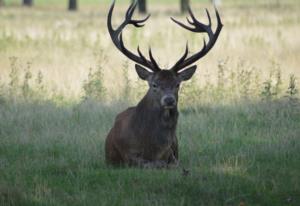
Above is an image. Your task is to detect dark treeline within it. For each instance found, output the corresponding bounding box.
[181,0,189,13]
[0,0,206,13]
[68,0,77,11]
[137,0,146,13]
[3,0,78,10]
[23,0,33,6]
[134,0,190,13]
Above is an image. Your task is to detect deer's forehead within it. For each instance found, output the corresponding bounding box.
[152,70,178,83]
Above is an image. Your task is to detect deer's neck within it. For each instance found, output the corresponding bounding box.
[135,92,178,129]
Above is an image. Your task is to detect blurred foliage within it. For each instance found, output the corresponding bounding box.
[2,0,300,7]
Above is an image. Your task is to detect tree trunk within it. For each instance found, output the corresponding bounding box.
[180,0,189,13]
[138,0,146,14]
[68,0,77,11]
[23,0,33,6]
[0,0,4,7]
[132,0,146,14]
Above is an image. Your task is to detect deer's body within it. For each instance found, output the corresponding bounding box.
[105,0,222,168]
[106,70,180,167]
[105,93,179,166]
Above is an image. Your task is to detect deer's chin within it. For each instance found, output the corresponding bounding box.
[163,105,176,110]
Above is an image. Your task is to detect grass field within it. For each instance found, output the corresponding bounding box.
[0,0,300,205]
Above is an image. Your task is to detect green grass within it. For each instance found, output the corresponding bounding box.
[0,98,299,206]
[0,0,300,205]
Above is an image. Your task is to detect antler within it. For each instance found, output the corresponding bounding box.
[107,0,161,72]
[170,6,223,73]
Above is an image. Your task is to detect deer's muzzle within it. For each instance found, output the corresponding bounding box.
[161,95,176,109]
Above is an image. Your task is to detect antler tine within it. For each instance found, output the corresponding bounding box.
[205,9,212,27]
[137,46,149,63]
[170,6,223,72]
[107,0,161,72]
[187,6,200,26]
[171,17,195,32]
[125,1,137,19]
[131,14,151,27]
[107,0,116,33]
[215,6,222,27]
[186,16,193,25]
[171,43,189,72]
[136,46,160,72]
[125,1,151,27]
[171,7,209,33]
[149,48,160,71]
[188,7,211,33]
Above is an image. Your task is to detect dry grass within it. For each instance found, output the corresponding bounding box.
[0,2,299,99]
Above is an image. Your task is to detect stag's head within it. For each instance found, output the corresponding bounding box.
[108,0,223,109]
[135,66,196,109]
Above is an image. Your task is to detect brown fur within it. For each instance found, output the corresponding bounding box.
[105,91,179,168]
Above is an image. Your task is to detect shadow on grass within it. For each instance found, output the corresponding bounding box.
[0,97,299,205]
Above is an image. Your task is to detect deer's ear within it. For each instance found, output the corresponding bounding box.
[177,65,197,81]
[135,64,153,80]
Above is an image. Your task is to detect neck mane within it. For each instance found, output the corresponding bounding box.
[134,92,179,130]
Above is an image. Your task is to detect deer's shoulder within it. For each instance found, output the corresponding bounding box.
[115,107,136,123]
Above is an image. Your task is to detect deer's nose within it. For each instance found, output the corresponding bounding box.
[161,95,176,108]
[165,97,175,105]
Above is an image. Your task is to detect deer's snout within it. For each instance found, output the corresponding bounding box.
[161,95,176,108]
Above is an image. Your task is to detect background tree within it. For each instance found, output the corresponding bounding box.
[132,0,146,14]
[0,0,4,7]
[181,0,189,13]
[138,0,146,13]
[68,0,77,11]
[23,0,33,6]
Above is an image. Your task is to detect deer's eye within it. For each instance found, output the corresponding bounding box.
[152,83,158,88]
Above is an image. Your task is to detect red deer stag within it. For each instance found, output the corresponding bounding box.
[105,0,223,168]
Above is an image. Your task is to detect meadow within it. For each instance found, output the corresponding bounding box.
[0,0,300,205]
